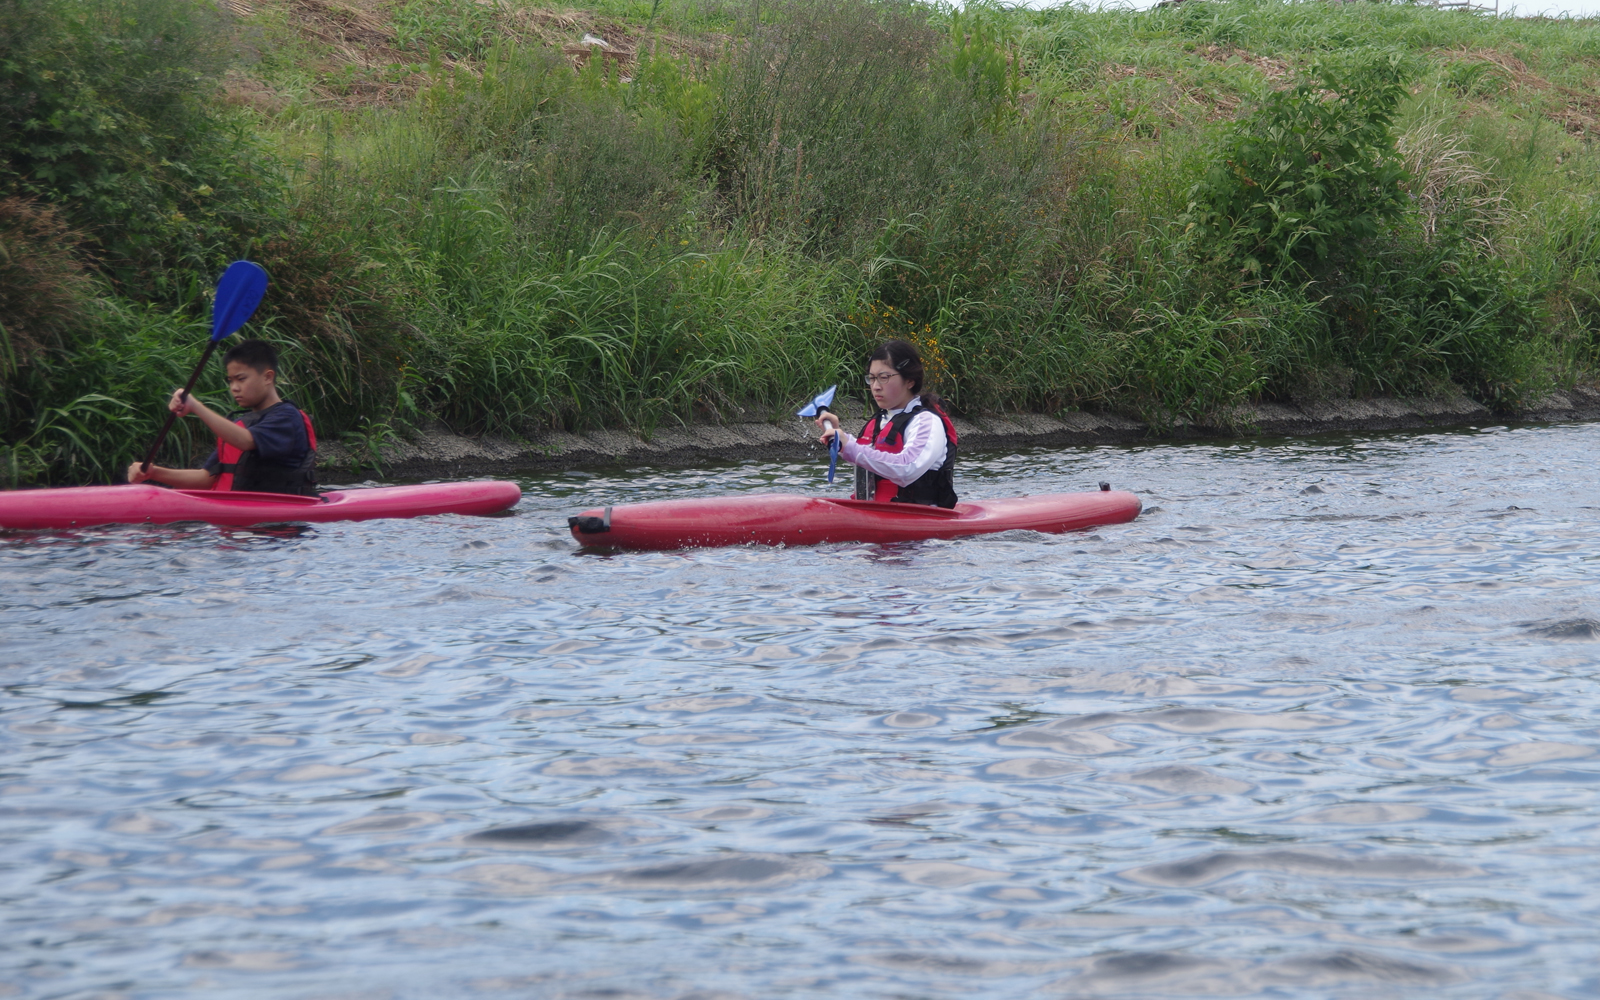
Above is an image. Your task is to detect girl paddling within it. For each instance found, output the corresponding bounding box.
[815,339,960,508]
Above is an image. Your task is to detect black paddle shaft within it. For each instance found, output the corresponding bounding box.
[138,339,220,473]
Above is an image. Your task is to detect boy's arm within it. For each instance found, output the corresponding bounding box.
[123,387,238,487]
[171,389,254,451]
[126,463,218,489]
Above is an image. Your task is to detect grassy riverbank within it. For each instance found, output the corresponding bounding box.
[5,0,1600,484]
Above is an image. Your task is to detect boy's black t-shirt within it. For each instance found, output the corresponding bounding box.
[202,401,311,474]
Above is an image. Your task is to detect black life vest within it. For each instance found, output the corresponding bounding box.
[853,400,959,508]
[215,401,319,496]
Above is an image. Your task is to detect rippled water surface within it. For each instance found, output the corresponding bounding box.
[4,423,1600,999]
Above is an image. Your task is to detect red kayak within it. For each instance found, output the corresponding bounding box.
[0,481,521,530]
[568,489,1141,549]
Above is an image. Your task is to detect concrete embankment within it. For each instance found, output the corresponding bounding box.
[315,386,1600,479]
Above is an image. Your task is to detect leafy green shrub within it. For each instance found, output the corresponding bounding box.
[1184,50,1413,280]
[0,0,283,294]
[1315,225,1545,404]
[863,149,1051,322]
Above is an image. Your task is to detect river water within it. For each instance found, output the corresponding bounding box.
[2,422,1598,999]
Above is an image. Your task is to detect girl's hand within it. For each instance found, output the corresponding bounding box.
[126,461,152,485]
[814,410,839,444]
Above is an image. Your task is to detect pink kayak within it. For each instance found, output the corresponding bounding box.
[0,482,521,530]
[568,489,1141,549]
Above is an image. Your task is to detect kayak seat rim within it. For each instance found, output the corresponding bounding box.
[822,498,964,518]
[172,489,326,505]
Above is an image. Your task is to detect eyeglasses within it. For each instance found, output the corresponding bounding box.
[863,373,902,386]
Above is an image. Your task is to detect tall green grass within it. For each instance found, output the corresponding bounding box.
[4,0,1600,484]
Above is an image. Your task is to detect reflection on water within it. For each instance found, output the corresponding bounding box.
[3,422,1599,999]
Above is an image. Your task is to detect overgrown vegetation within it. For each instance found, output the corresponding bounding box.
[1184,51,1415,279]
[5,0,1600,484]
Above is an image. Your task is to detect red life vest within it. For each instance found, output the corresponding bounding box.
[853,400,959,507]
[215,403,319,495]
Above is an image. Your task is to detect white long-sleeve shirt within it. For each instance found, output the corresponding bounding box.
[837,397,948,488]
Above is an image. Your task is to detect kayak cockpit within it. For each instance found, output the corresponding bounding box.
[821,498,964,518]
[173,489,326,506]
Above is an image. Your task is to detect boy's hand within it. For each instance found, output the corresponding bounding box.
[127,461,152,484]
[168,388,200,416]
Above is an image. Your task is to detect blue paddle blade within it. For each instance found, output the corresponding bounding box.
[211,260,270,342]
[799,385,840,483]
[796,384,837,418]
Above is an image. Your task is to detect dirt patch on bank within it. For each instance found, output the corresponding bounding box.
[226,0,726,110]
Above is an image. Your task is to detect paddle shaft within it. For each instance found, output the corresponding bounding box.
[139,340,220,472]
[818,410,841,483]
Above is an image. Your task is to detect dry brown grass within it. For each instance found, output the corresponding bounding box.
[1086,64,1231,130]
[1086,47,1293,129]
[1435,46,1600,135]
[213,0,432,107]
[222,69,294,115]
[0,198,97,370]
[1396,114,1510,249]
[1195,44,1293,86]
[286,0,409,63]
[1174,84,1242,121]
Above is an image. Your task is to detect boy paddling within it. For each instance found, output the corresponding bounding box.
[126,339,319,495]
